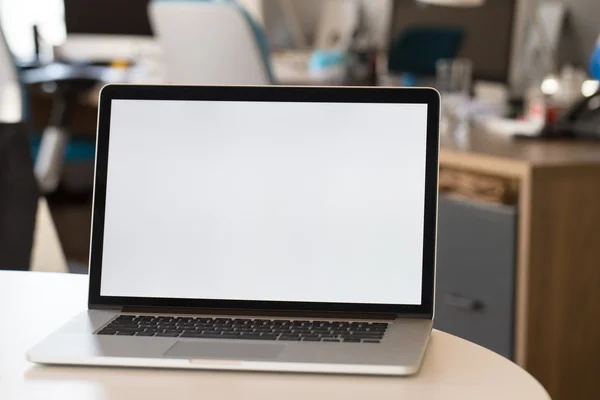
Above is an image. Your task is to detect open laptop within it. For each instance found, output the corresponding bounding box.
[28,85,440,375]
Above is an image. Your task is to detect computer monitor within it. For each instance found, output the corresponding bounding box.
[64,0,153,37]
[61,0,156,62]
[392,0,516,83]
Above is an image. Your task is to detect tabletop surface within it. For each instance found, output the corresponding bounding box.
[0,271,550,400]
[441,126,600,169]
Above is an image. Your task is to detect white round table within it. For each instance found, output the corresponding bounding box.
[0,271,550,400]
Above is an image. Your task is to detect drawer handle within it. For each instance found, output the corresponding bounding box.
[444,293,484,311]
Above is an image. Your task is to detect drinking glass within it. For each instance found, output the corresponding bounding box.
[436,59,473,146]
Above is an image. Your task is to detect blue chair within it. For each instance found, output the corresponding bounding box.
[388,27,465,77]
[149,0,275,85]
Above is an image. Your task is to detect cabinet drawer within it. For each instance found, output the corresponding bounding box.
[434,195,517,359]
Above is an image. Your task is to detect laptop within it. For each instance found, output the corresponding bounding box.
[28,85,440,375]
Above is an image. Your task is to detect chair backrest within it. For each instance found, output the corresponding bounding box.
[0,25,24,123]
[149,0,274,85]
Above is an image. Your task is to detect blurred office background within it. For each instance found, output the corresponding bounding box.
[1,1,600,399]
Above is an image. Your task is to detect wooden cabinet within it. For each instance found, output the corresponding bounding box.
[439,131,600,400]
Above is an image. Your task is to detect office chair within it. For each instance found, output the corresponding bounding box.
[149,0,275,85]
[22,64,120,194]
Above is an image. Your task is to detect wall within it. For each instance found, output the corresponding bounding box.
[551,0,600,67]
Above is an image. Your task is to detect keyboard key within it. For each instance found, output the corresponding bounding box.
[196,334,225,339]
[113,327,139,333]
[116,331,136,336]
[239,333,262,339]
[163,330,183,335]
[181,332,204,338]
[351,334,384,339]
[279,336,302,341]
[220,333,242,338]
[303,334,320,338]
[302,337,321,342]
[353,330,384,335]
[322,339,340,342]
[136,332,155,337]
[330,329,348,335]
[292,329,311,334]
[156,332,181,337]
[98,329,116,335]
[363,340,380,343]
[110,323,136,327]
[258,334,279,340]
[343,338,361,343]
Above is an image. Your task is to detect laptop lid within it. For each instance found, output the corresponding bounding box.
[89,85,440,317]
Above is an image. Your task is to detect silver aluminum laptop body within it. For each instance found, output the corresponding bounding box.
[28,85,440,376]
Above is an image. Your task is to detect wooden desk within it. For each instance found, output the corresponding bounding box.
[0,271,548,400]
[439,130,600,400]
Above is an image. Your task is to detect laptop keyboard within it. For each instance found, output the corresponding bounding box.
[97,315,388,343]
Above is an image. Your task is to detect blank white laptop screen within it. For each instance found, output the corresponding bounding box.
[100,99,428,305]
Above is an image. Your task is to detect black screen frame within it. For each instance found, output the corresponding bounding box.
[89,85,440,318]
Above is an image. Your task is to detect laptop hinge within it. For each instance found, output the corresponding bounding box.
[121,306,398,320]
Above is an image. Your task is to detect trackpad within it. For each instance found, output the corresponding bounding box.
[164,341,285,360]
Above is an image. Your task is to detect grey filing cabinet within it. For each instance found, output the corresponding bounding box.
[435,194,518,359]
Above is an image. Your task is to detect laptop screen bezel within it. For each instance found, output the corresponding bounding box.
[89,85,439,317]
